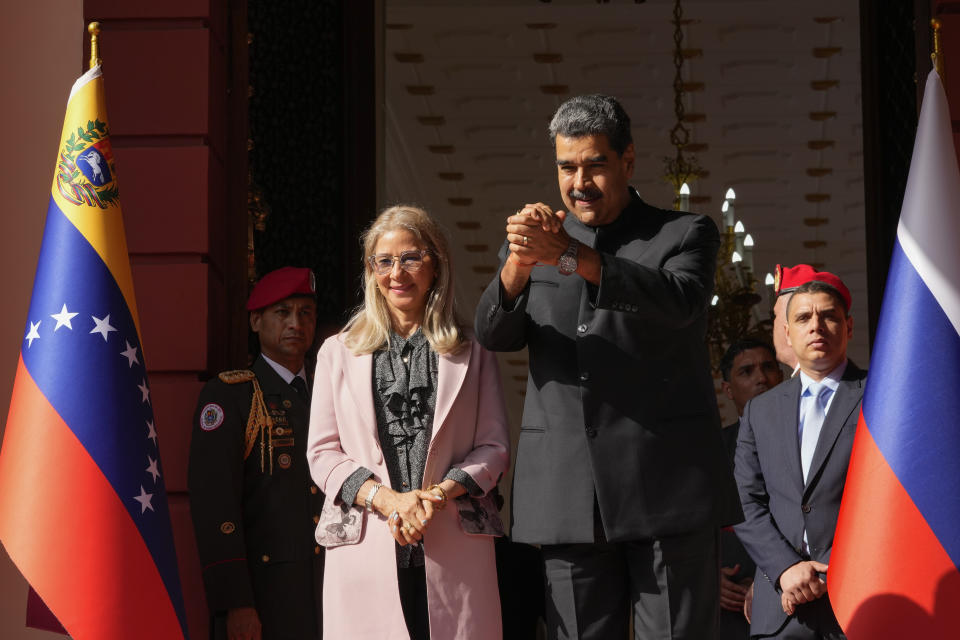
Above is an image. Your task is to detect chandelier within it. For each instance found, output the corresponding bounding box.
[660,0,769,365]
[662,0,702,205]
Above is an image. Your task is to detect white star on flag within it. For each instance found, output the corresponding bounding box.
[120,340,140,368]
[133,486,154,514]
[90,314,117,342]
[25,321,41,348]
[50,304,78,331]
[138,379,150,404]
[146,420,157,445]
[146,456,161,483]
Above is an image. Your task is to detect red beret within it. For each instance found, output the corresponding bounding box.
[246,267,316,311]
[774,263,852,310]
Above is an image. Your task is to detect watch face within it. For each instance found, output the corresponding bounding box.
[559,253,577,274]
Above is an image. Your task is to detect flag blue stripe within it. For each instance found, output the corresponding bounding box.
[862,239,960,569]
[21,197,188,635]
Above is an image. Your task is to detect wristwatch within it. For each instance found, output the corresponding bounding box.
[558,237,579,276]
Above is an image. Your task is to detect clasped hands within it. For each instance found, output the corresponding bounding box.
[374,485,446,547]
[778,560,829,615]
[505,203,569,267]
[720,564,753,614]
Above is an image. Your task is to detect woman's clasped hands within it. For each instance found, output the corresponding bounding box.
[375,485,446,547]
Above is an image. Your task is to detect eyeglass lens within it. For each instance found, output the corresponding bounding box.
[371,251,425,274]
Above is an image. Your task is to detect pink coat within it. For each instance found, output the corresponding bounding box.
[307,334,510,640]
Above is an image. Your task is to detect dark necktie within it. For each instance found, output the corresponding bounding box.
[290,376,309,401]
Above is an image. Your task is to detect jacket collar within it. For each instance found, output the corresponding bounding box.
[803,363,866,493]
[339,339,473,443]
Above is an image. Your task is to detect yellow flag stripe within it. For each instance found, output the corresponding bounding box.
[49,66,142,337]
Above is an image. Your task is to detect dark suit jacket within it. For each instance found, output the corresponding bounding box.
[720,421,755,640]
[475,188,742,544]
[733,363,867,636]
[188,356,323,639]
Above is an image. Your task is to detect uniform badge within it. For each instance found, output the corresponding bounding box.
[200,403,224,431]
[282,399,292,409]
[220,521,236,534]
[278,453,292,469]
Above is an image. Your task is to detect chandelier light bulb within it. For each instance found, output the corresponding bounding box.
[722,201,729,212]
[680,182,691,195]
[725,187,736,200]
[744,234,754,247]
[765,272,775,285]
[711,295,719,306]
[732,251,743,263]
[734,220,745,233]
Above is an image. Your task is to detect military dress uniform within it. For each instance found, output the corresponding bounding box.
[188,355,324,640]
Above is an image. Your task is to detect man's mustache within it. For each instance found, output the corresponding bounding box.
[569,188,601,201]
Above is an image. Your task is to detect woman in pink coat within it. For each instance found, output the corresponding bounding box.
[307,204,510,639]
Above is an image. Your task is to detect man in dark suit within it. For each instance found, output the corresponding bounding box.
[189,267,324,640]
[475,94,741,640]
[734,274,864,639]
[719,339,784,639]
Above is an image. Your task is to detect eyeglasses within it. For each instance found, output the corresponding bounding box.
[368,249,432,275]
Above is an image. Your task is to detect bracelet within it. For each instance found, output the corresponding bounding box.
[365,482,382,512]
[427,484,447,510]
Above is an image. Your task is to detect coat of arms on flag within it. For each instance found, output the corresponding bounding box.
[55,118,119,208]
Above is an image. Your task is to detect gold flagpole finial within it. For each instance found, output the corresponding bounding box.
[88,22,101,70]
[931,18,943,76]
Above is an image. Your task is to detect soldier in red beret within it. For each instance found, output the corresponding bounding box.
[188,266,323,640]
[772,265,852,377]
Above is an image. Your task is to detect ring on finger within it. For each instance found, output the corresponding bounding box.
[523,235,528,245]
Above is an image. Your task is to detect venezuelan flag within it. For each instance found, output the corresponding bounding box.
[830,69,960,638]
[0,66,188,638]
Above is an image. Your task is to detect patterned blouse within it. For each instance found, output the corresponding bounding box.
[339,329,479,568]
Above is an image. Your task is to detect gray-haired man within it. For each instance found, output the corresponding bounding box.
[476,94,742,639]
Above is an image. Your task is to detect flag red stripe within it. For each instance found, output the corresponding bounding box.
[831,411,960,639]
[0,357,184,639]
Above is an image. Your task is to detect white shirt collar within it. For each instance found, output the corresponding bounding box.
[261,353,306,385]
[798,359,847,396]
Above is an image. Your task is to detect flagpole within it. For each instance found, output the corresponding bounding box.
[932,18,943,76]
[88,21,101,70]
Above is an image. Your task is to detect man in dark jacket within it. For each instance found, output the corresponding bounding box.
[719,339,783,638]
[735,275,864,639]
[475,94,741,640]
[189,267,323,640]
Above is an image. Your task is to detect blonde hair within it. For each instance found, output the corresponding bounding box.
[342,204,465,355]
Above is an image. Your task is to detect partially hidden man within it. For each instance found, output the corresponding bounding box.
[475,93,742,640]
[189,267,324,640]
[718,339,784,639]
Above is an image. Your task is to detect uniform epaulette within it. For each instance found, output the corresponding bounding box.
[218,369,256,384]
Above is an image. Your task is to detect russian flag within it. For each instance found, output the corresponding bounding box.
[0,66,189,638]
[830,69,960,638]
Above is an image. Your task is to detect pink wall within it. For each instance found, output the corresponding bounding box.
[0,4,82,639]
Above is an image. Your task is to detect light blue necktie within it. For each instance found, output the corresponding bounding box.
[800,382,830,482]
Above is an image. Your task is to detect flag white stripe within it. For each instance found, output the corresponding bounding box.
[896,70,960,336]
